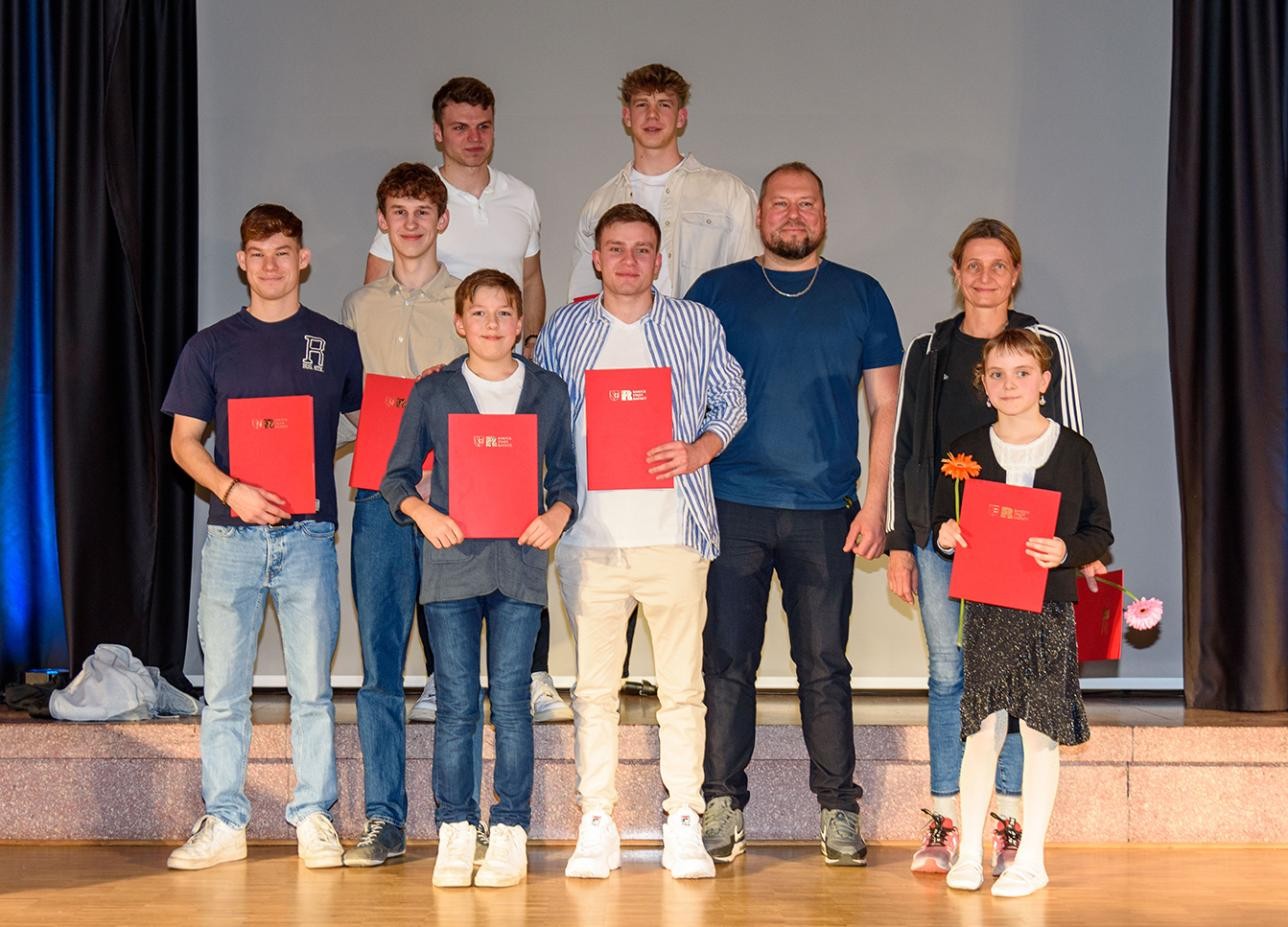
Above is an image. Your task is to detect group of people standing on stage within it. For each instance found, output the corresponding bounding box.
[160,64,1113,899]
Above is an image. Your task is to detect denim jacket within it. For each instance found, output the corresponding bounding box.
[381,355,577,606]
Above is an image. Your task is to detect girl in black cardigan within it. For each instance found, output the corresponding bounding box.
[934,329,1112,898]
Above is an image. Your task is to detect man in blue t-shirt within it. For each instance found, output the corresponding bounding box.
[685,162,903,868]
[161,204,363,872]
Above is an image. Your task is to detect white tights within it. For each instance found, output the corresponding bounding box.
[957,710,1060,876]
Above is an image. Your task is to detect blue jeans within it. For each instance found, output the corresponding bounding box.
[351,489,483,825]
[425,590,540,829]
[196,521,340,827]
[703,500,862,812]
[915,542,1022,797]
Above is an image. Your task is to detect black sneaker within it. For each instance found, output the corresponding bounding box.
[820,809,867,867]
[701,796,746,863]
[343,819,406,867]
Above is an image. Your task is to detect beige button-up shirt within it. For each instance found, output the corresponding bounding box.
[341,266,463,378]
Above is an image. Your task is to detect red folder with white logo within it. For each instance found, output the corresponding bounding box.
[447,413,538,538]
[227,395,316,516]
[947,478,1061,613]
[584,367,674,490]
[1075,569,1125,662]
[350,373,433,490]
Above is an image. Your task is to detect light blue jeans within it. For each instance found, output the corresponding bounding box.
[197,521,340,827]
[915,542,1022,798]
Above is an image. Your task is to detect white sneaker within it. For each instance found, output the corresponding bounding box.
[946,858,985,891]
[564,812,621,878]
[433,821,478,888]
[296,812,343,869]
[475,823,528,887]
[662,807,716,879]
[992,865,1049,897]
[167,814,247,870]
[530,672,573,723]
[409,676,437,723]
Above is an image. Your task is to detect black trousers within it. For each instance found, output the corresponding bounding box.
[702,499,862,812]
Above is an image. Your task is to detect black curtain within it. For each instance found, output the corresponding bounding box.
[1167,0,1288,710]
[51,0,198,686]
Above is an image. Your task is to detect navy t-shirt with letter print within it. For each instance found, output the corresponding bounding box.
[162,306,364,526]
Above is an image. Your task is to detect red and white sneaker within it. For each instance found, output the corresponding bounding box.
[910,808,960,873]
[990,812,1022,877]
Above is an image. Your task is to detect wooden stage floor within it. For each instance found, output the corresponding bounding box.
[2,842,1286,926]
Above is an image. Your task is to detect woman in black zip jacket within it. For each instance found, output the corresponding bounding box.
[885,218,1088,876]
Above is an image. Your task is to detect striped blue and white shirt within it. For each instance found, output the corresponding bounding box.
[535,290,747,560]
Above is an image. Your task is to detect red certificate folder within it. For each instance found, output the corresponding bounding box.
[1075,569,1125,661]
[584,367,673,490]
[350,374,433,490]
[447,413,537,538]
[947,478,1061,613]
[227,395,316,516]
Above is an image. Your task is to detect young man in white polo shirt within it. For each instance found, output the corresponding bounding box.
[537,204,747,881]
[567,63,760,302]
[363,76,568,725]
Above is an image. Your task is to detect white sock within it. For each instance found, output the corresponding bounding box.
[932,794,958,822]
[995,793,1022,822]
[956,710,1007,865]
[1013,721,1059,875]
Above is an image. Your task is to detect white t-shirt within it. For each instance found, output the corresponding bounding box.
[562,314,683,549]
[461,359,525,415]
[370,166,540,290]
[630,164,678,296]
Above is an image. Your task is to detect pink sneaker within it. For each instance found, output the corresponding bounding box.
[910,808,960,873]
[990,812,1022,876]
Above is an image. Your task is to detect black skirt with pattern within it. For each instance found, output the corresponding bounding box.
[959,600,1090,746]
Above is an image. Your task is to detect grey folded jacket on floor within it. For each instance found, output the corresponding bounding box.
[49,643,200,721]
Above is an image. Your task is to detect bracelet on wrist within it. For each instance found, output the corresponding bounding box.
[220,478,240,505]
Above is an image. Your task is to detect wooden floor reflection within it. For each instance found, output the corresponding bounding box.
[3,843,1286,926]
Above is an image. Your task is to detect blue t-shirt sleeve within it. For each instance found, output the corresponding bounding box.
[340,329,364,413]
[683,271,716,309]
[858,277,904,370]
[161,334,216,422]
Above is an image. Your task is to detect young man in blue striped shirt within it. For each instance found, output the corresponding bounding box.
[535,203,747,881]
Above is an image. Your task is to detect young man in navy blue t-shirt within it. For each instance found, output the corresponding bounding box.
[162,204,363,871]
[685,163,903,867]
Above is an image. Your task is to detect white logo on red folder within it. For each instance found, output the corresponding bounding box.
[251,418,290,429]
[607,389,648,402]
[384,396,407,409]
[472,435,515,448]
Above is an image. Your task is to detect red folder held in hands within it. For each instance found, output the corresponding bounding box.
[447,413,537,538]
[350,374,433,490]
[947,478,1061,613]
[1075,569,1125,661]
[227,395,316,516]
[584,367,673,490]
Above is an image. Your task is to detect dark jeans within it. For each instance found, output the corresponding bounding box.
[702,499,863,813]
[425,590,541,829]
[419,607,551,675]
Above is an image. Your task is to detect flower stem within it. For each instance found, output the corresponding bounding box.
[955,479,967,646]
[1084,576,1140,603]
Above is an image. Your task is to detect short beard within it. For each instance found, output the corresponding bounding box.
[765,229,824,261]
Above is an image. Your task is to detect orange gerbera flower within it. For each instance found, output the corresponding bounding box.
[940,452,982,481]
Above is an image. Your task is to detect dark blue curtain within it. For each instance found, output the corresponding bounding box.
[1168,0,1288,710]
[1,0,198,687]
[0,0,67,683]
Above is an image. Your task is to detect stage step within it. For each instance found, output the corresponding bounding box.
[2,695,1284,844]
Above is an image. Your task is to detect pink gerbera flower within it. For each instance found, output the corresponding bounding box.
[1123,596,1164,631]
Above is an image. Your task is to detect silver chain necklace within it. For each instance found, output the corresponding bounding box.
[760,258,823,298]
